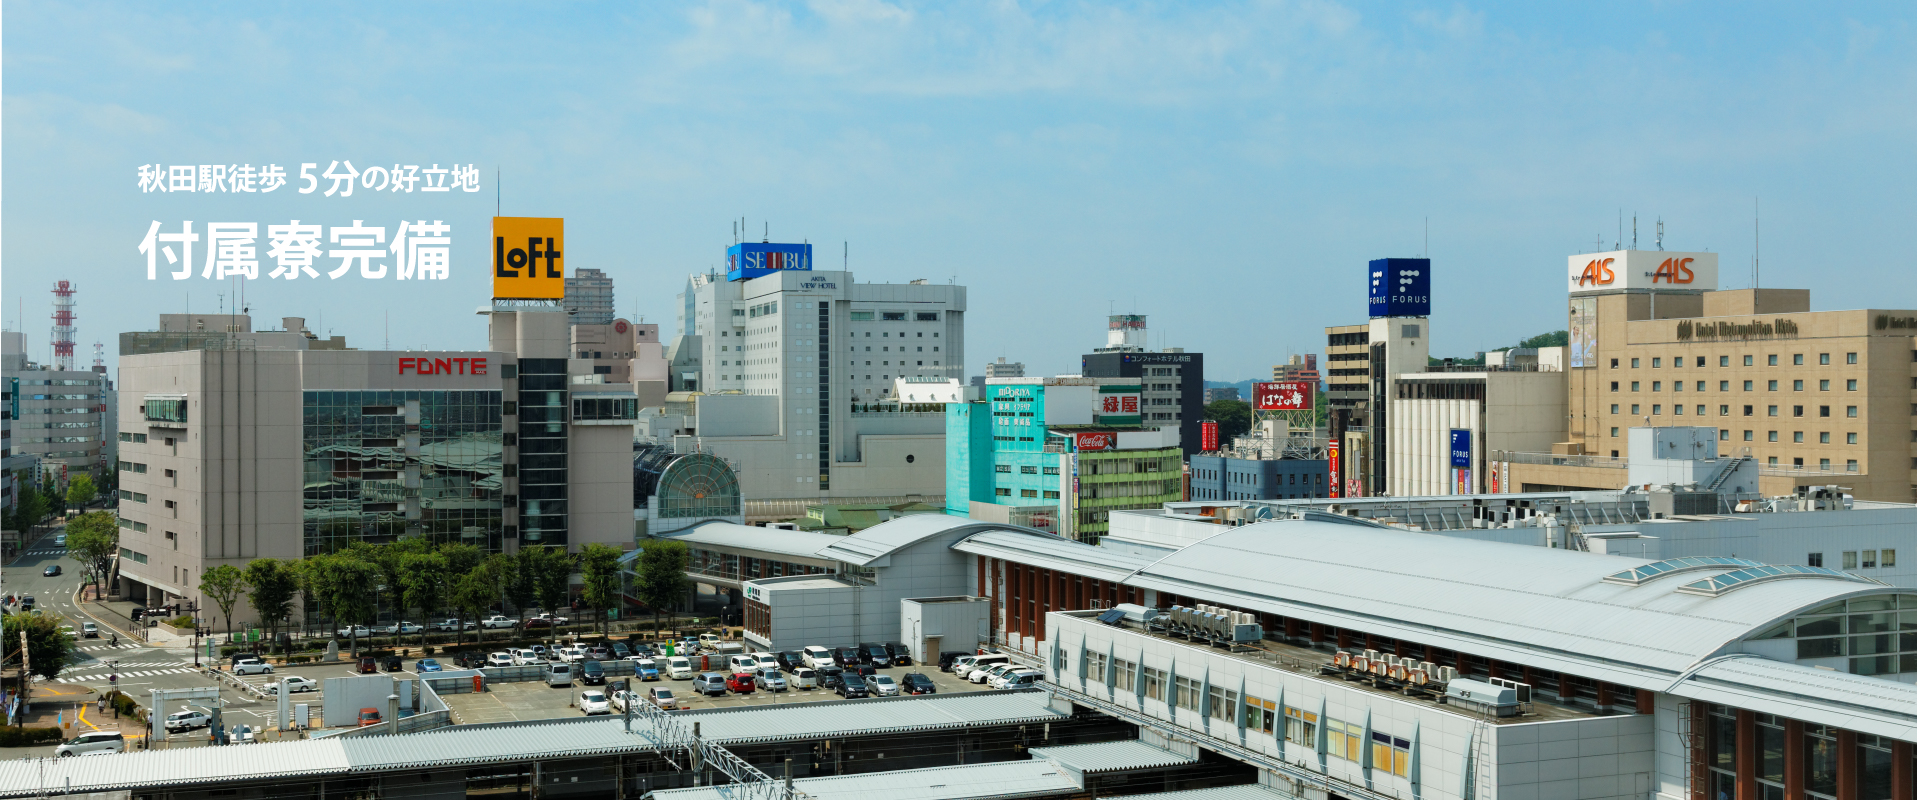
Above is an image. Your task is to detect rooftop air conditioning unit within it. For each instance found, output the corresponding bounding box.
[1362,649,1380,664]
[1445,677,1521,717]
[1436,666,1459,684]
[1114,604,1160,626]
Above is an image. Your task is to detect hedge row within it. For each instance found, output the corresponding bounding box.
[0,727,65,747]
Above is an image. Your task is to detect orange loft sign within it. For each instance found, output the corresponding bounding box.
[1568,250,1718,293]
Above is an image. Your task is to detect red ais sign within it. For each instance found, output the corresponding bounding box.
[1254,381,1314,411]
[398,357,488,376]
[1201,420,1220,451]
[1074,432,1117,452]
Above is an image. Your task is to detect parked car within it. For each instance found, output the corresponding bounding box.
[847,664,877,680]
[164,710,211,733]
[264,676,318,695]
[754,668,788,692]
[974,664,1019,685]
[546,662,575,687]
[357,708,382,727]
[530,645,549,658]
[54,534,66,547]
[997,670,1046,690]
[609,641,633,659]
[336,625,371,639]
[937,651,972,670]
[232,657,274,675]
[859,643,892,668]
[454,651,488,669]
[579,689,612,715]
[430,619,460,632]
[55,730,124,757]
[377,621,422,635]
[512,649,541,666]
[629,658,660,681]
[416,658,443,673]
[791,668,820,690]
[693,673,730,697]
[901,673,937,695]
[587,645,611,661]
[886,643,914,666]
[726,673,756,694]
[751,652,780,672]
[802,646,837,670]
[581,660,606,685]
[559,644,590,662]
[42,565,59,577]
[835,678,869,699]
[833,646,861,667]
[727,654,758,676]
[956,654,1009,680]
[481,615,515,629]
[609,689,637,713]
[358,656,378,674]
[697,633,723,651]
[865,674,900,697]
[649,686,678,710]
[777,651,807,672]
[666,656,694,680]
[817,666,846,690]
[487,652,514,667]
[383,655,404,672]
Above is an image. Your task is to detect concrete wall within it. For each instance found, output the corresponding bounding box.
[1492,714,1657,800]
[901,597,990,663]
[567,423,633,551]
[320,675,415,728]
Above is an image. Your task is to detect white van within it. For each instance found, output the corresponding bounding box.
[999,670,1045,690]
[666,656,694,679]
[751,651,780,671]
[960,654,1010,680]
[55,730,124,757]
[727,655,758,676]
[546,661,575,687]
[802,646,836,670]
[949,655,979,675]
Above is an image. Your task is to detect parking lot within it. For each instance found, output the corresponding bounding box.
[441,659,999,724]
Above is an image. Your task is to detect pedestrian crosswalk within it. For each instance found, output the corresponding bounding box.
[76,643,144,651]
[19,547,67,556]
[56,665,196,683]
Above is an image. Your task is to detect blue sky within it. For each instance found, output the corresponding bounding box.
[5,1,1914,379]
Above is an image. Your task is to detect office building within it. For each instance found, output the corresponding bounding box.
[1322,258,1435,498]
[115,309,636,622]
[1512,249,1916,501]
[3,330,108,484]
[1204,386,1241,403]
[1187,453,1326,501]
[1082,315,1205,456]
[1386,349,1567,495]
[1273,353,1319,384]
[985,357,1025,379]
[948,376,1181,542]
[562,267,616,326]
[570,317,669,407]
[659,262,966,512]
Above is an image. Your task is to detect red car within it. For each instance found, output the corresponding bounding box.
[358,656,378,674]
[726,673,756,694]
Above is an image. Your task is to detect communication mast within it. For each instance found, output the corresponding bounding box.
[50,281,76,371]
[92,342,105,371]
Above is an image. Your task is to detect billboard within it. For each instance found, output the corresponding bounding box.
[492,217,565,300]
[1201,420,1219,451]
[727,242,813,282]
[1449,428,1472,468]
[1095,386,1140,424]
[1568,296,1597,368]
[1327,438,1340,498]
[1368,258,1430,317]
[1074,432,1116,452]
[1567,250,1718,293]
[1253,381,1314,411]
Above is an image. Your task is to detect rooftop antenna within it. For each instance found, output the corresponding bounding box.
[384,311,389,350]
[496,167,500,217]
[1615,209,1622,250]
[844,241,847,269]
[762,221,768,243]
[1632,215,1638,250]
[1655,218,1664,251]
[1424,216,1428,257]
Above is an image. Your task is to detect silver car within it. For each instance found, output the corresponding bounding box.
[863,674,900,697]
[754,668,788,692]
[54,731,123,757]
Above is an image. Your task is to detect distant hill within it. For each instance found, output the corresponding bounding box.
[1204,378,1264,399]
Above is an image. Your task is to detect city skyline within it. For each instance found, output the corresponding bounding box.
[3,2,1913,379]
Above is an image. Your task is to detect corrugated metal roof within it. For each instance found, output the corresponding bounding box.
[651,759,1083,800]
[687,688,1069,745]
[1665,656,1917,741]
[668,523,848,560]
[0,739,353,797]
[813,514,984,566]
[1104,785,1291,800]
[340,716,673,771]
[1118,519,1909,687]
[955,529,1158,583]
[1028,739,1196,773]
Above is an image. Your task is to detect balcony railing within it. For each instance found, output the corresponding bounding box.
[1492,451,1627,469]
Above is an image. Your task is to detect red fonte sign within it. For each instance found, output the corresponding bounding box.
[398,357,489,376]
[1075,432,1116,451]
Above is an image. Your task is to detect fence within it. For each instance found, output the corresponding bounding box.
[1492,451,1627,469]
[476,659,641,685]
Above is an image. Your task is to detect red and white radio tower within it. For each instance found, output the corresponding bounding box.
[51,281,76,371]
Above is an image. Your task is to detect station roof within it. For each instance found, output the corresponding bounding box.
[1665,655,1917,740]
[651,759,1083,800]
[672,514,1006,569]
[1028,739,1196,773]
[1109,786,1292,800]
[664,523,847,561]
[0,692,1069,798]
[955,529,1158,583]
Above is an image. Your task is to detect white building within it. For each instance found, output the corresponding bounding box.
[661,269,966,513]
[1387,350,1567,496]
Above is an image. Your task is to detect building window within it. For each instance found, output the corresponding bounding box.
[1042,491,1060,499]
[1610,404,1619,414]
[1610,358,1619,368]
[1697,405,1707,416]
[1373,731,1413,778]
[1846,379,1858,392]
[1808,553,1823,567]
[1820,379,1831,391]
[1632,358,1641,368]
[1820,432,1831,444]
[1113,658,1136,690]
[1019,489,1038,498]
[1744,355,1755,366]
[1720,405,1730,416]
[1819,353,1831,365]
[1631,404,1641,415]
[1794,432,1805,443]
[1847,352,1858,364]
[1794,380,1804,391]
[1719,429,1728,440]
[1744,430,1754,442]
[1631,381,1641,392]
[1083,649,1107,682]
[1610,382,1620,392]
[1208,685,1239,723]
[1328,718,1364,762]
[1768,431,1778,442]
[1720,380,1730,391]
[1755,713,1787,799]
[1697,381,1706,391]
[1768,354,1779,366]
[1847,432,1858,445]
[1744,405,1754,416]
[1142,667,1166,701]
[1847,406,1858,418]
[1820,405,1831,417]
[1721,355,1730,367]
[1173,676,1202,712]
[1283,706,1318,747]
[1768,405,1778,416]
[1744,380,1754,391]
[1794,354,1804,365]
[1243,697,1277,734]
[995,465,1011,473]
[994,488,1011,497]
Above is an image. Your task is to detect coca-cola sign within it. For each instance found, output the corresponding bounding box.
[1074,432,1116,452]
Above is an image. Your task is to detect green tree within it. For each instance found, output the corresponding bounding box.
[1517,330,1570,349]
[244,559,300,654]
[3,611,73,681]
[439,542,484,578]
[63,511,119,599]
[579,543,623,636]
[400,552,448,648]
[308,553,380,655]
[504,548,538,635]
[635,539,690,639]
[450,559,503,649]
[352,539,426,644]
[198,564,250,643]
[64,474,96,514]
[525,546,577,640]
[10,480,50,537]
[1202,398,1253,444]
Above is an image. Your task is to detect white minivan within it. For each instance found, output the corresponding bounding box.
[727,654,759,676]
[666,656,694,679]
[960,654,1010,680]
[55,730,124,757]
[802,646,836,670]
[751,651,780,671]
[546,662,575,687]
[998,670,1045,690]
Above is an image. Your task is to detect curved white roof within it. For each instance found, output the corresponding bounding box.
[670,514,1021,568]
[665,522,847,560]
[1115,519,1907,689]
